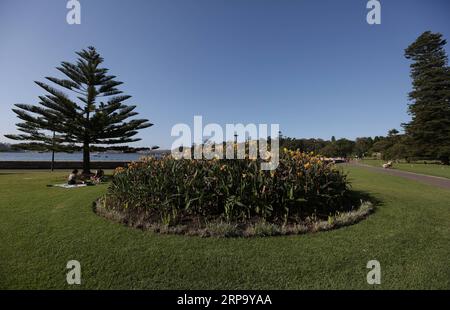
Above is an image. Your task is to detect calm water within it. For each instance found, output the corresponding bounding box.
[0,152,153,161]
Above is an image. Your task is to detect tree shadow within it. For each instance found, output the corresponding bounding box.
[347,189,383,209]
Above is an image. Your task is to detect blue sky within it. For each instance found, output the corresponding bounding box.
[0,0,449,148]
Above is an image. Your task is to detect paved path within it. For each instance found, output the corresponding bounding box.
[347,162,450,190]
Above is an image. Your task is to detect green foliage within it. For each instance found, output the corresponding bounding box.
[353,137,374,158]
[320,138,355,158]
[371,129,409,160]
[5,47,152,172]
[106,151,351,224]
[403,31,450,164]
[280,137,328,154]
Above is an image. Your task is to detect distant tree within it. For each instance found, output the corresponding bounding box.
[319,143,338,157]
[0,142,14,152]
[384,140,409,161]
[371,129,409,160]
[5,47,153,173]
[403,31,450,165]
[11,125,75,171]
[319,138,354,158]
[281,138,326,153]
[373,136,383,144]
[334,138,355,157]
[388,128,399,137]
[354,137,373,158]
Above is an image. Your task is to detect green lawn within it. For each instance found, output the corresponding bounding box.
[361,159,450,179]
[1,168,449,289]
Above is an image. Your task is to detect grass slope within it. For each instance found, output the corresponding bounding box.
[361,159,450,179]
[0,168,449,289]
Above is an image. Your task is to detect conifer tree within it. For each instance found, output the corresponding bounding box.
[5,47,152,173]
[403,31,450,164]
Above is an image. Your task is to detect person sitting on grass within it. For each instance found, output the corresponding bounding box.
[67,169,83,185]
[91,169,104,184]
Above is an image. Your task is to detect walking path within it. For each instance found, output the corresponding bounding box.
[348,161,450,190]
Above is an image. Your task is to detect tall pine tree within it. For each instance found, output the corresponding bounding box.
[5,47,152,173]
[403,31,450,164]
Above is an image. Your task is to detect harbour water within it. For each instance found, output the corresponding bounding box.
[0,152,161,162]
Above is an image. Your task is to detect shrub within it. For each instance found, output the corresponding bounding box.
[104,149,352,226]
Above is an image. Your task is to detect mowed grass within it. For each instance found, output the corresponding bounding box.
[361,159,450,179]
[0,168,449,289]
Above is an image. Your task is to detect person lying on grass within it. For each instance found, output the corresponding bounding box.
[67,169,84,185]
[91,169,105,184]
[382,161,393,169]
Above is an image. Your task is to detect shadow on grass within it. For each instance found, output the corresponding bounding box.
[347,189,383,209]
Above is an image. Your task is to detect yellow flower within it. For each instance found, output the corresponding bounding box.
[114,166,125,175]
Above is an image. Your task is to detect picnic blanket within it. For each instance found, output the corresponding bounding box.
[48,183,89,189]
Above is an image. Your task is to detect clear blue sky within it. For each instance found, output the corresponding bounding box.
[1,0,449,148]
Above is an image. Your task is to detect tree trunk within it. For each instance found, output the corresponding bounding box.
[51,131,55,172]
[51,150,55,172]
[83,94,92,175]
[83,142,91,175]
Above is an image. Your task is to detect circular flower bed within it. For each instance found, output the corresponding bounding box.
[95,150,374,237]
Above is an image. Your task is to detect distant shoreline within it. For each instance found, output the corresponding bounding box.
[0,160,131,170]
[0,151,170,162]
